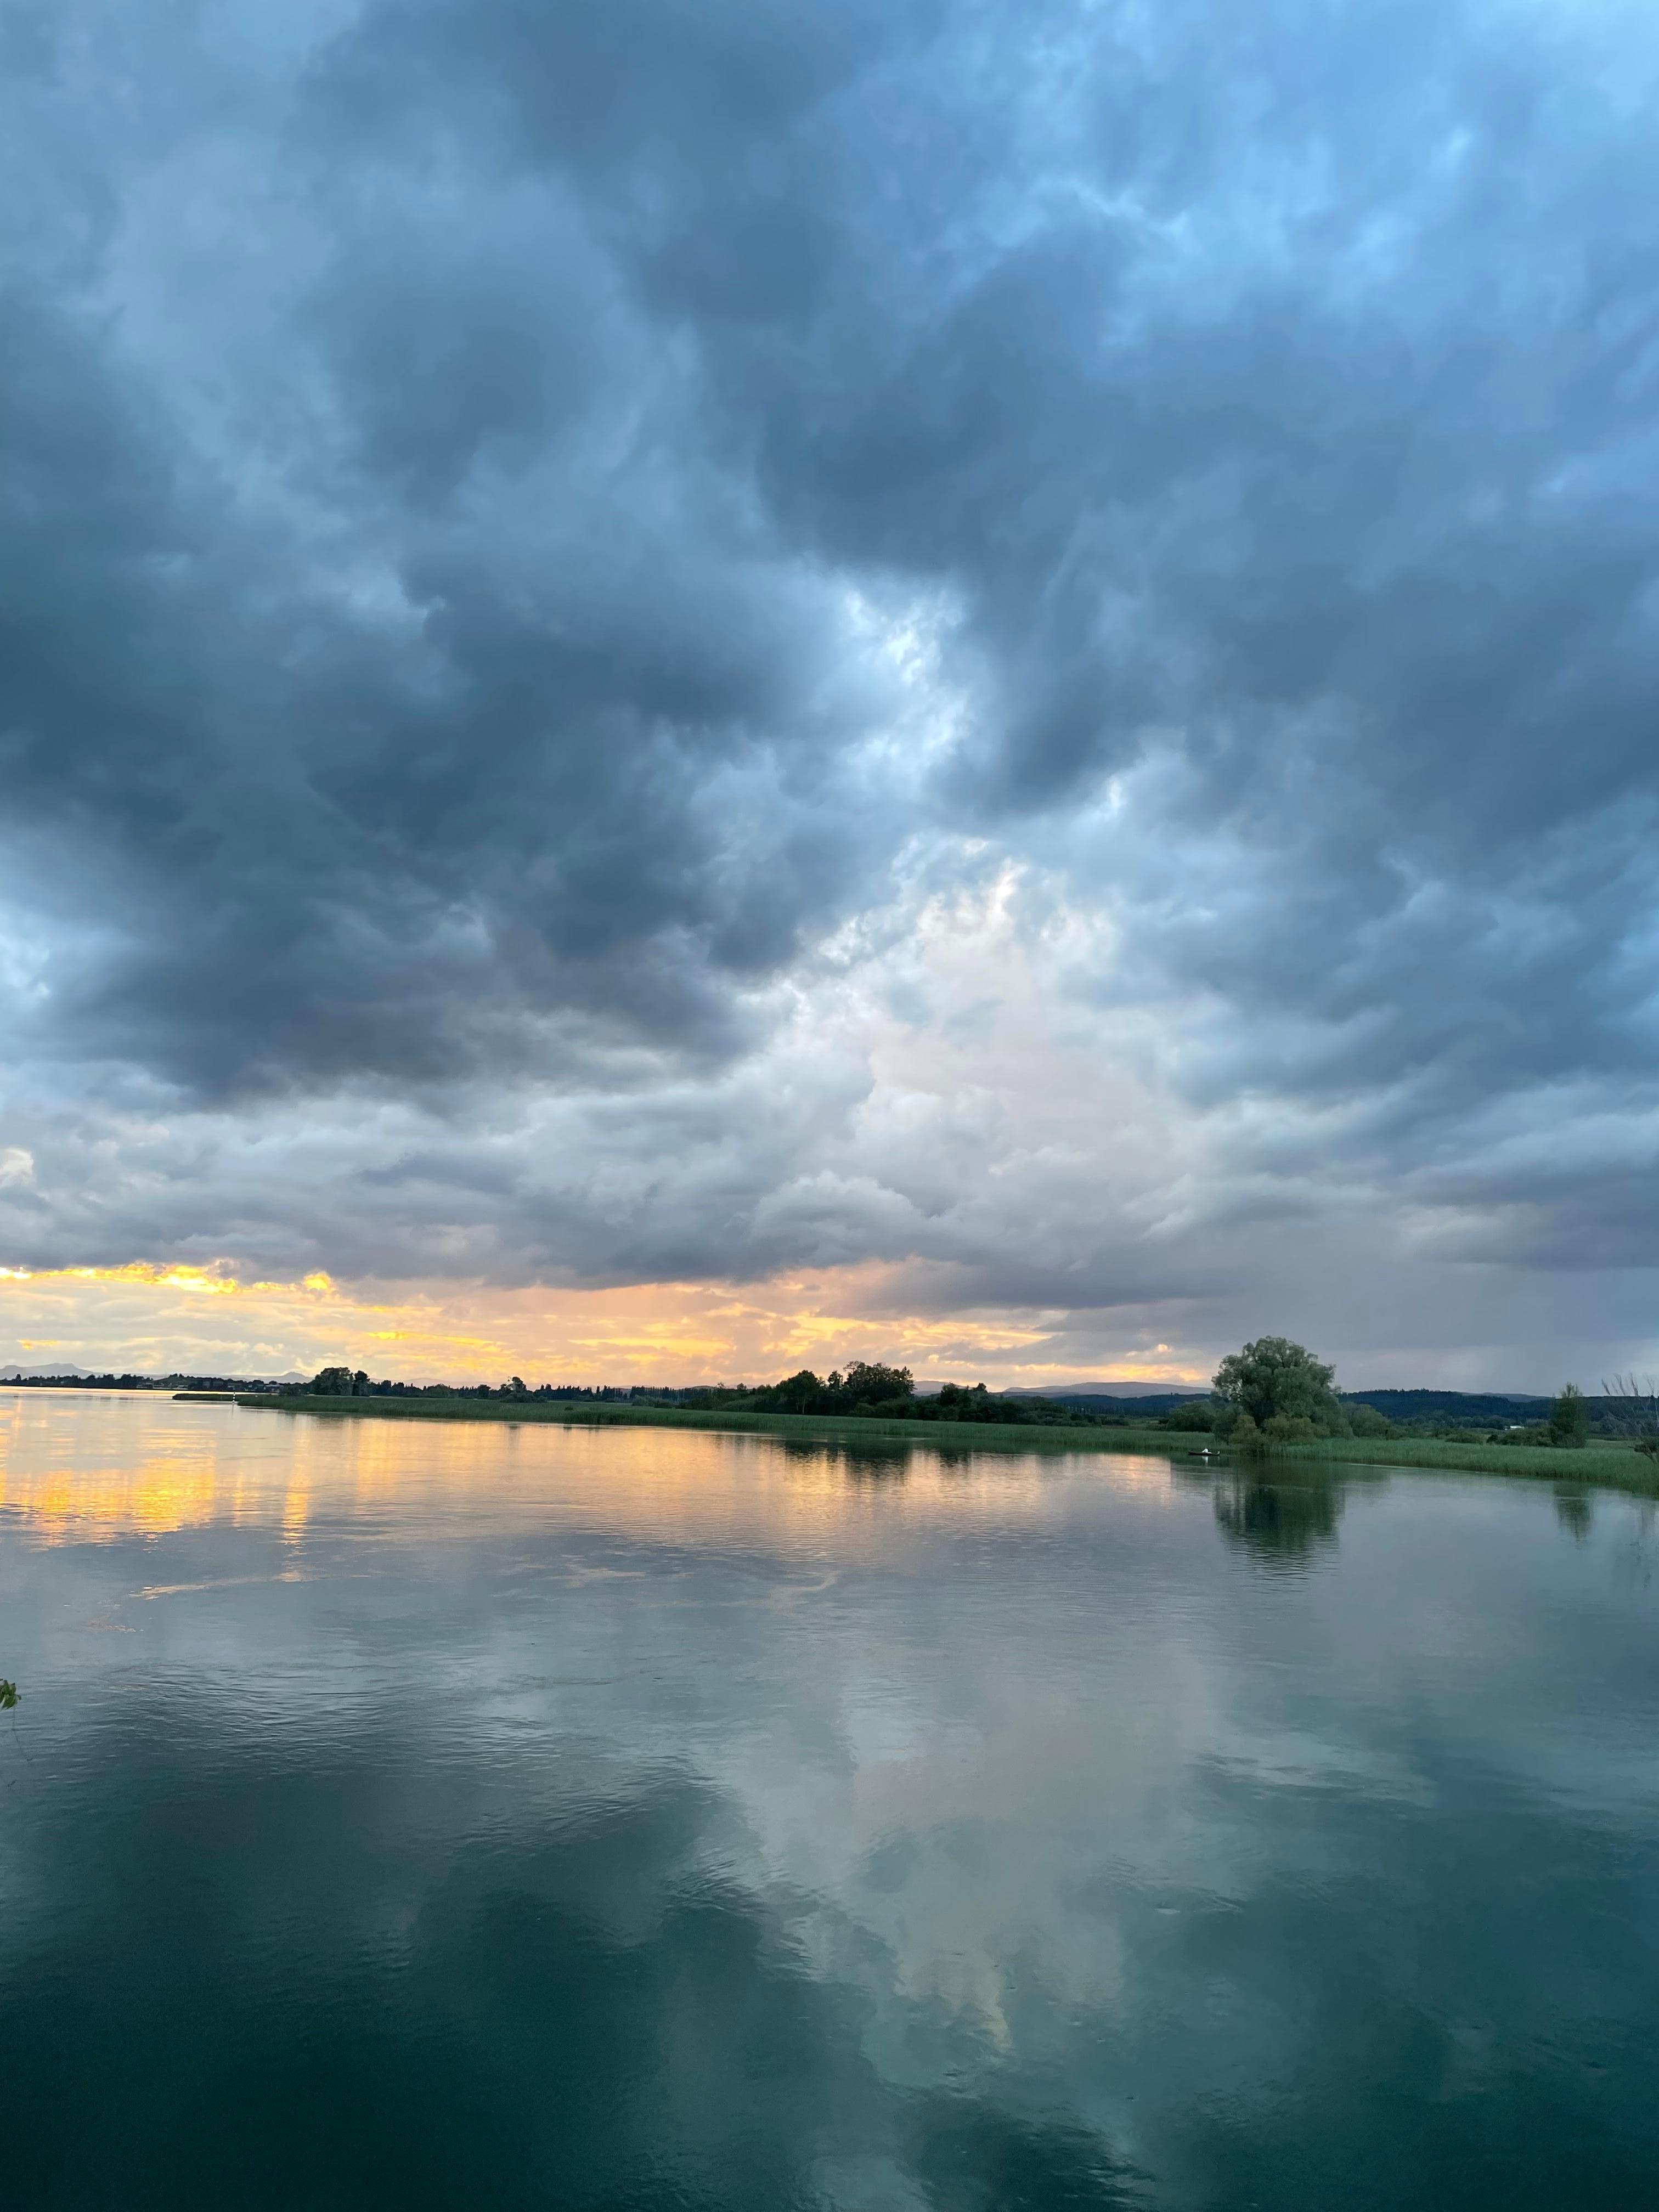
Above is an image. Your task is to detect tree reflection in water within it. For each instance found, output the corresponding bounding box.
[771,1438,988,1485]
[1553,1485,1595,1542]
[773,1437,915,1485]
[1203,1466,1351,1571]
[1197,1464,1622,1568]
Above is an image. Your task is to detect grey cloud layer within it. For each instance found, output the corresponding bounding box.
[3,0,1658,1352]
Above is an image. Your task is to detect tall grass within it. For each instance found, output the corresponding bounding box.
[1266,1430,1656,1488]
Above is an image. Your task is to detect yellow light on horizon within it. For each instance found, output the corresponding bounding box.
[0,1254,1213,1389]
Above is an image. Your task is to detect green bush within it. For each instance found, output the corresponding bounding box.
[1263,1412,1321,1443]
[1346,1404,1393,1437]
[1158,1404,1215,1431]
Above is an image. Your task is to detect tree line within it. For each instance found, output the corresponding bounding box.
[673,1365,1101,1424]
[301,1363,1106,1426]
[300,1344,1658,1455]
[1159,1341,1651,1454]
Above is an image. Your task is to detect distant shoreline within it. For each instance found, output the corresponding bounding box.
[222,1392,1659,1494]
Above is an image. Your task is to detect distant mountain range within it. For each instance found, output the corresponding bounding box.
[999,1379,1211,1400]
[0,1364,312,1384]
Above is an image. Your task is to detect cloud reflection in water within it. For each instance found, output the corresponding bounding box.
[1,1402,1656,2208]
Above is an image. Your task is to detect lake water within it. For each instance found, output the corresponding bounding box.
[1,1395,1657,2209]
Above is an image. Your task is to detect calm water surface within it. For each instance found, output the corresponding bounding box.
[1,1395,1656,2209]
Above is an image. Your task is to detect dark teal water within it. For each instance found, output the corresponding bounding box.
[2,1396,1656,2209]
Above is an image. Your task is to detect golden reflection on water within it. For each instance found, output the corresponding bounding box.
[0,1392,240,1544]
[0,1390,1181,1554]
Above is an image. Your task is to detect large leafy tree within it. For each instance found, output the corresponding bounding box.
[772,1369,826,1413]
[309,1365,366,1396]
[833,1362,915,1407]
[1212,1338,1342,1434]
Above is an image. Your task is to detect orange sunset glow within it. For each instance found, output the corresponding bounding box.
[0,1260,1206,1389]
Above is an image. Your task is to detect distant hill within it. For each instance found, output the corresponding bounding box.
[1001,1380,1210,1403]
[1002,1384,1556,1423]
[1004,1387,1211,1418]
[1,1365,313,1386]
[1338,1389,1549,1419]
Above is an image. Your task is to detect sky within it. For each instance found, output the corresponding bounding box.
[2,0,1658,1390]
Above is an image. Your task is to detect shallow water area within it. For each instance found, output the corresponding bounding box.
[2,1391,1657,2209]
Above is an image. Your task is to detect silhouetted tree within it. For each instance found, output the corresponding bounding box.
[773,1369,825,1413]
[833,1362,915,1407]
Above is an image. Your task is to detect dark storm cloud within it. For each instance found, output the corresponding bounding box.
[3,0,1658,1323]
[1,0,916,1100]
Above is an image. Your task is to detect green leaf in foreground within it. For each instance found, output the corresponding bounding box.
[0,1681,18,1709]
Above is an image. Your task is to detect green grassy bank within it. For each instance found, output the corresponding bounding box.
[234,1392,1173,1454]
[228,1391,1659,1492]
[1262,1430,1657,1488]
